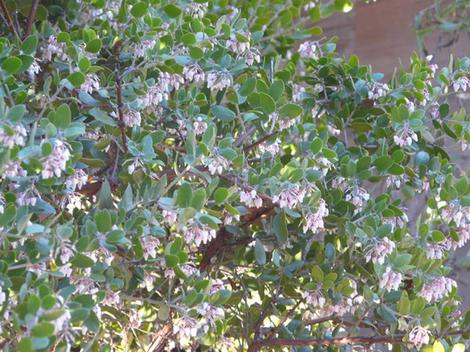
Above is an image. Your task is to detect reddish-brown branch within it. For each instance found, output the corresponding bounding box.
[0,0,18,38]
[115,72,128,152]
[24,0,40,38]
[244,132,278,152]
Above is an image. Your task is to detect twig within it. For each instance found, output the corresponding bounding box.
[234,125,257,147]
[244,132,278,152]
[24,0,40,38]
[0,0,19,39]
[115,71,128,152]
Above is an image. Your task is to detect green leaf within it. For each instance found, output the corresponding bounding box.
[259,92,276,114]
[97,180,114,209]
[17,338,32,352]
[119,184,134,212]
[89,108,117,127]
[214,188,228,204]
[78,57,90,72]
[86,38,102,54]
[311,265,324,282]
[176,183,192,208]
[254,239,266,265]
[182,33,196,46]
[131,2,148,17]
[397,291,410,315]
[451,344,466,352]
[273,211,288,242]
[2,56,22,74]
[68,71,86,87]
[191,188,206,210]
[32,322,55,337]
[432,341,445,352]
[22,35,38,55]
[7,105,26,122]
[189,46,204,60]
[269,80,285,101]
[96,209,112,232]
[54,103,71,129]
[310,137,323,154]
[211,105,236,122]
[165,254,179,268]
[164,4,182,18]
[71,253,95,268]
[279,103,303,118]
[239,77,256,96]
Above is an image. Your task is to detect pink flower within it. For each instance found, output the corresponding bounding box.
[273,185,306,209]
[41,140,70,179]
[0,124,27,149]
[379,267,402,292]
[408,326,430,349]
[419,277,456,303]
[365,237,395,265]
[303,199,329,234]
[240,189,263,208]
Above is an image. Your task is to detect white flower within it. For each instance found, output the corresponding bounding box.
[205,155,230,175]
[185,2,208,19]
[141,236,160,260]
[134,39,156,58]
[273,185,306,209]
[404,98,415,112]
[453,76,469,92]
[303,199,329,234]
[185,221,216,246]
[304,2,317,11]
[162,209,177,225]
[197,303,224,327]
[80,74,100,94]
[345,187,370,211]
[173,314,199,342]
[368,82,389,100]
[419,277,457,303]
[27,58,41,79]
[193,116,207,135]
[103,290,120,306]
[44,36,68,61]
[2,160,26,178]
[53,309,71,333]
[0,124,27,149]
[393,122,418,147]
[226,35,250,55]
[292,84,305,102]
[0,289,6,305]
[209,279,225,294]
[258,139,281,156]
[41,140,70,179]
[303,290,325,308]
[28,262,47,276]
[207,72,232,91]
[429,103,439,119]
[65,169,88,192]
[408,326,430,349]
[71,276,98,294]
[129,309,141,329]
[240,189,263,208]
[16,191,37,207]
[244,50,261,66]
[183,64,205,84]
[122,110,141,127]
[298,41,319,60]
[379,267,402,292]
[59,242,74,264]
[426,242,448,260]
[365,237,395,265]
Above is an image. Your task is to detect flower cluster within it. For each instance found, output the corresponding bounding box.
[365,237,395,265]
[379,267,402,291]
[419,277,457,303]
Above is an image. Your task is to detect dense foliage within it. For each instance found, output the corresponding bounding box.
[0,0,469,351]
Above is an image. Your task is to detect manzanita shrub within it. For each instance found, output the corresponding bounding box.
[0,0,469,351]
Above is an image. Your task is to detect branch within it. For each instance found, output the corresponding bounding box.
[0,0,19,39]
[234,125,257,147]
[247,329,470,352]
[244,132,278,152]
[24,0,40,38]
[115,72,128,152]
